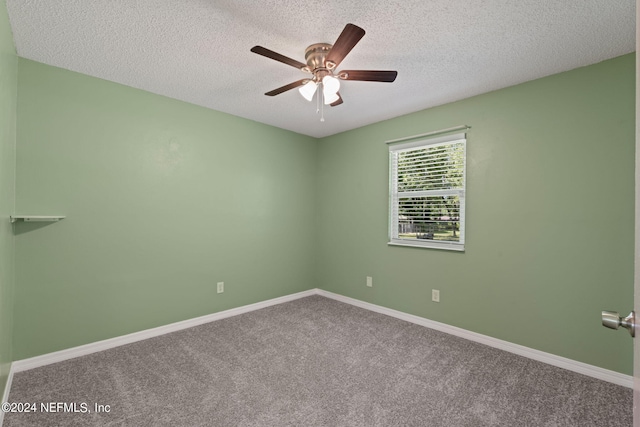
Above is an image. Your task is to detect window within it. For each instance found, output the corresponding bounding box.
[388,132,466,251]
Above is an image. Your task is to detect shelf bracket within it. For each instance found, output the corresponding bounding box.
[10,215,66,223]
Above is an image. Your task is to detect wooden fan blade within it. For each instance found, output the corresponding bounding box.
[330,92,343,107]
[265,79,309,96]
[339,70,398,82]
[251,46,307,70]
[325,24,365,69]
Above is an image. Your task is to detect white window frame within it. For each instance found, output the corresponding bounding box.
[388,132,466,251]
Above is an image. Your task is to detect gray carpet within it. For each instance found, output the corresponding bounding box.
[3,295,632,426]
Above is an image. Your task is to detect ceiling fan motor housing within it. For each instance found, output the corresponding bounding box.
[303,43,333,81]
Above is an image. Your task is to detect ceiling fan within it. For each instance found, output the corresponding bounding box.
[250,23,397,114]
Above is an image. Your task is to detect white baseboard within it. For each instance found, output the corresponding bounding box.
[316,289,633,388]
[0,362,15,426]
[9,288,632,390]
[12,289,316,373]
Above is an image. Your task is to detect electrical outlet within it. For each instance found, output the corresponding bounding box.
[432,289,440,302]
[366,276,373,287]
[217,282,224,294]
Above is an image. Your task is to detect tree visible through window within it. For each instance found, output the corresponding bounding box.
[389,132,466,251]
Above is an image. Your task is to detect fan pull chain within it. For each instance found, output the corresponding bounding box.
[316,83,320,114]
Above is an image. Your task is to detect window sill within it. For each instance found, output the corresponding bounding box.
[388,240,465,252]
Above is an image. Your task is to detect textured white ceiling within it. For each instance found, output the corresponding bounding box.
[5,0,636,138]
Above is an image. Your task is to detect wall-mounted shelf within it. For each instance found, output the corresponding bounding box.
[10,216,66,223]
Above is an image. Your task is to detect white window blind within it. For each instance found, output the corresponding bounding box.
[389,132,466,251]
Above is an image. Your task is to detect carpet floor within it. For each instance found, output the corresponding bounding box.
[4,295,632,426]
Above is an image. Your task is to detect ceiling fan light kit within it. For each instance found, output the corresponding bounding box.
[251,23,398,121]
[298,80,317,101]
[322,75,340,98]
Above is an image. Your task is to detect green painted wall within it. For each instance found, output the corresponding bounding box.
[11,51,636,375]
[316,54,635,374]
[0,0,16,397]
[13,59,317,359]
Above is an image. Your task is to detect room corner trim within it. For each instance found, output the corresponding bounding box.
[12,289,317,373]
[316,289,633,389]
